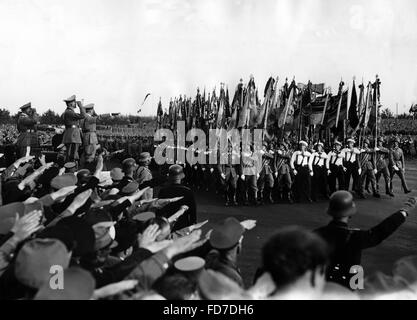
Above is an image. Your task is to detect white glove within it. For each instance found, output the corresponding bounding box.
[358,168,362,175]
[241,175,245,181]
[393,165,399,171]
[327,170,331,175]
[293,169,298,176]
[210,168,214,173]
[343,167,347,172]
[194,166,197,170]
[309,171,314,177]
[373,169,377,174]
[274,172,278,178]
[221,173,226,180]
[202,167,206,171]
[256,174,260,179]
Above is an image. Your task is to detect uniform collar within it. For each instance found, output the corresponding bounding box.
[329,220,348,227]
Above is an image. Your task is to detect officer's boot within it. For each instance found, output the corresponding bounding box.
[258,190,264,204]
[231,192,238,206]
[267,189,274,204]
[286,191,294,204]
[372,181,380,198]
[386,180,394,197]
[224,192,230,207]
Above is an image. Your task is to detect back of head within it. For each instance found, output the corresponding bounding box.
[153,273,197,300]
[262,226,329,290]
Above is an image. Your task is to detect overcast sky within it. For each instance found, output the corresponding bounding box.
[1,0,416,116]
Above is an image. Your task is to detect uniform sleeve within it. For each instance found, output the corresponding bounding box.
[351,211,406,249]
[18,116,37,127]
[67,109,86,121]
[290,151,297,169]
[308,153,315,170]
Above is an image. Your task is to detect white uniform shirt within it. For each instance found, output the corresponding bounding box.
[309,151,329,169]
[342,147,360,163]
[326,150,345,167]
[290,151,312,170]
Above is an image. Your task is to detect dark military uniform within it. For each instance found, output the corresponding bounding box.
[80,105,98,164]
[389,143,410,193]
[375,140,392,195]
[16,113,39,158]
[62,99,86,162]
[217,147,241,206]
[257,148,275,203]
[157,181,197,232]
[16,103,39,158]
[315,211,406,288]
[274,145,292,202]
[358,144,378,197]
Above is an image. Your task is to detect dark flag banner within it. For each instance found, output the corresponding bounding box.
[348,80,359,130]
[325,90,348,128]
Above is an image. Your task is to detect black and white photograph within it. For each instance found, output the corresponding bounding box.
[1,0,417,307]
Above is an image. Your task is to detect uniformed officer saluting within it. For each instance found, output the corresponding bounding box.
[315,190,416,289]
[80,103,98,166]
[16,102,40,158]
[61,95,86,163]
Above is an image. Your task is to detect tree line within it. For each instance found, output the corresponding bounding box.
[0,108,156,126]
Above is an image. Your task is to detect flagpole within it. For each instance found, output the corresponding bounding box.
[298,97,303,143]
[320,88,329,126]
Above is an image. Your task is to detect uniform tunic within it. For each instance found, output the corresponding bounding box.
[16,112,39,157]
[81,113,98,163]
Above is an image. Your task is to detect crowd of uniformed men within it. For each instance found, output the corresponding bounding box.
[14,96,412,208]
[166,134,412,206]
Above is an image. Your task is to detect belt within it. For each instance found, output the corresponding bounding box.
[65,125,78,129]
[24,130,35,133]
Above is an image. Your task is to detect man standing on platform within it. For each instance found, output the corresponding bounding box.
[16,102,39,158]
[62,95,86,164]
[80,103,98,166]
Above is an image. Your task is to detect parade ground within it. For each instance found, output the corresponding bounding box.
[196,160,417,287]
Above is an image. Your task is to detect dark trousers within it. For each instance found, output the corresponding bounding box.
[244,175,258,202]
[65,143,80,162]
[390,168,409,193]
[376,166,391,193]
[360,167,377,194]
[258,172,274,197]
[344,162,360,192]
[220,173,238,200]
[293,166,311,202]
[312,165,329,200]
[328,165,345,194]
